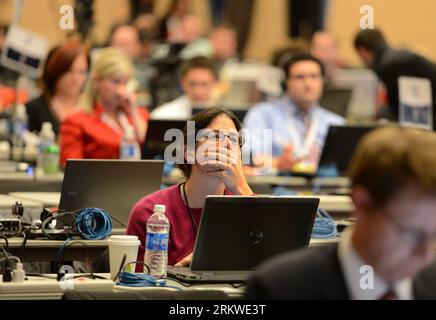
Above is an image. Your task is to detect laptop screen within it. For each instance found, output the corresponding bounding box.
[59,160,164,228]
[318,125,375,174]
[142,120,187,160]
[319,87,353,118]
[191,196,319,271]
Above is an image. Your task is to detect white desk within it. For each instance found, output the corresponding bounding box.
[0,194,43,221]
[9,192,354,215]
[0,273,242,300]
[9,192,60,207]
[0,275,114,300]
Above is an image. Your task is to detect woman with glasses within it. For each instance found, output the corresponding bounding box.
[126,107,253,269]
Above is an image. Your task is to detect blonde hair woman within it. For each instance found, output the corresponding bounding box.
[60,48,148,165]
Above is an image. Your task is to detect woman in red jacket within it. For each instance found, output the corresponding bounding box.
[60,48,148,165]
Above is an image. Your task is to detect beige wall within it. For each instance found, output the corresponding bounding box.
[327,0,436,65]
[1,0,435,64]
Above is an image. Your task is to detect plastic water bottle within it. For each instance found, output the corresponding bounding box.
[144,204,170,278]
[11,104,28,161]
[119,125,141,160]
[42,143,60,174]
[38,122,55,168]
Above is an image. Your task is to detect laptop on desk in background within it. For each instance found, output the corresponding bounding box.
[319,87,353,118]
[167,196,319,282]
[142,120,187,160]
[317,125,375,176]
[59,159,164,233]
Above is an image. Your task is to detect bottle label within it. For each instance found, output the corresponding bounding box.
[146,232,169,251]
[120,144,140,160]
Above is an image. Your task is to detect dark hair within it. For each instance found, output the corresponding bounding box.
[107,23,141,46]
[353,29,387,53]
[42,40,90,98]
[283,53,325,79]
[349,126,436,208]
[178,107,242,179]
[210,22,237,37]
[179,56,218,80]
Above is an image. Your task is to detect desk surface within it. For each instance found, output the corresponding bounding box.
[7,236,338,263]
[8,192,353,213]
[9,192,61,207]
[163,173,350,189]
[0,273,243,300]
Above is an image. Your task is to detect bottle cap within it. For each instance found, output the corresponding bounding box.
[154,204,166,213]
[40,122,55,141]
[45,144,60,154]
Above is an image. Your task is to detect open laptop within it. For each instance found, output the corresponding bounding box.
[142,119,186,159]
[319,87,353,118]
[167,196,319,282]
[59,159,164,232]
[318,125,375,175]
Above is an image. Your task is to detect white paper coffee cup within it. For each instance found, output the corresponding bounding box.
[108,235,140,280]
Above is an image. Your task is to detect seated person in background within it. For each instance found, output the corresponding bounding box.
[108,24,142,61]
[208,23,240,71]
[243,53,345,173]
[60,48,148,166]
[354,28,436,127]
[26,41,89,135]
[150,56,217,120]
[245,126,436,300]
[127,107,253,268]
[310,31,349,83]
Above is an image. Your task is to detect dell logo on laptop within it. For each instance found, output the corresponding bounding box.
[249,230,264,245]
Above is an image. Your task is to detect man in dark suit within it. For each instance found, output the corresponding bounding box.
[245,126,436,300]
[353,28,436,129]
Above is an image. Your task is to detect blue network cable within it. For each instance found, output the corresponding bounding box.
[116,261,182,290]
[75,208,113,240]
[311,208,338,239]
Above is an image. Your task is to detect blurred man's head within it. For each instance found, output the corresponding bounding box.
[310,32,339,65]
[349,126,436,282]
[181,14,203,43]
[284,54,325,111]
[209,24,238,61]
[354,28,388,68]
[109,24,142,60]
[179,57,218,104]
[310,31,341,79]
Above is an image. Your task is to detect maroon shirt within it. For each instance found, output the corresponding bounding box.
[126,184,202,270]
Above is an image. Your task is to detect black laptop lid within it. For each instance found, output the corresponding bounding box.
[191,196,319,271]
[59,160,164,228]
[318,125,375,174]
[142,120,187,159]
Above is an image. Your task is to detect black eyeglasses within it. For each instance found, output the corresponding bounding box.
[197,129,245,147]
[385,212,436,246]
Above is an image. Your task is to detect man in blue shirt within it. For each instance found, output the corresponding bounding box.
[243,53,345,172]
